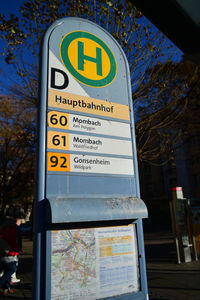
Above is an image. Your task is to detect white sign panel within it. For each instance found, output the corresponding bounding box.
[48,131,132,156]
[48,152,134,176]
[69,115,131,138]
[48,110,131,138]
[70,154,134,175]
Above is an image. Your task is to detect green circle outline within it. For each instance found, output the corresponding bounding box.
[60,31,117,87]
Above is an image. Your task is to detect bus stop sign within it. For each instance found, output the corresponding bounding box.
[34,17,148,300]
[45,18,139,199]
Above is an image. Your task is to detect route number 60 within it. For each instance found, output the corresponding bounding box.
[48,111,69,130]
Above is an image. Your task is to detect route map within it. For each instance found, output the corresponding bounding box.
[51,226,139,299]
[51,229,96,299]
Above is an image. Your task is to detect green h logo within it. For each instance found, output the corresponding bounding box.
[78,41,102,76]
[60,31,117,87]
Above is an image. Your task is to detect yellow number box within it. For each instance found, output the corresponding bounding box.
[48,152,70,172]
[48,131,69,150]
[48,111,69,130]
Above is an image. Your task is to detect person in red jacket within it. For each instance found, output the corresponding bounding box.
[0,217,21,295]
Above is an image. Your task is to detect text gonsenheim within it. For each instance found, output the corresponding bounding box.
[74,157,110,165]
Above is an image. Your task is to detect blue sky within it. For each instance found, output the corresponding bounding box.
[1,0,24,17]
[0,0,25,93]
[0,0,183,95]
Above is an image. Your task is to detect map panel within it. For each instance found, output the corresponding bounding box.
[51,225,139,300]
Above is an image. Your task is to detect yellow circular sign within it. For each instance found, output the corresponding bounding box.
[68,37,111,81]
[60,31,117,87]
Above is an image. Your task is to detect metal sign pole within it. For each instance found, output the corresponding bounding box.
[33,21,62,299]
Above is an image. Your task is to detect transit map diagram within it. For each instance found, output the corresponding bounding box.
[51,226,139,300]
[51,228,96,299]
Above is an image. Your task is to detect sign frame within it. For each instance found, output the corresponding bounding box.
[34,17,148,300]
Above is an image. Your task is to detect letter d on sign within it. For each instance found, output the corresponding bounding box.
[50,68,69,89]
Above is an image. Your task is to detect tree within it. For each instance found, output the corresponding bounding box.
[0,0,184,154]
[138,58,200,204]
[134,58,200,164]
[0,0,190,210]
[134,60,188,164]
[0,0,179,107]
[176,60,200,138]
[0,95,36,213]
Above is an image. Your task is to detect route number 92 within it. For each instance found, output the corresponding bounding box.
[48,152,70,172]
